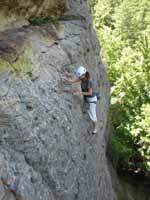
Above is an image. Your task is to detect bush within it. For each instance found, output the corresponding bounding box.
[29,16,60,26]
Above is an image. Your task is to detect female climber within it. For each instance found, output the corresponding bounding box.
[66,66,97,134]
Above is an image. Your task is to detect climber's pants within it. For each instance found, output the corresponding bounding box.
[86,96,97,122]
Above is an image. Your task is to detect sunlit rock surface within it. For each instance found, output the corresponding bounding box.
[0,0,116,200]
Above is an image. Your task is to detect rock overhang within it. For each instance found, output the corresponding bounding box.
[0,0,67,31]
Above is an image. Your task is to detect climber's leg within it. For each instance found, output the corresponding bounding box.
[87,99,97,133]
[92,121,97,134]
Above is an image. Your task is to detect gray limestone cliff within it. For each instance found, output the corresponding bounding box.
[0,0,116,200]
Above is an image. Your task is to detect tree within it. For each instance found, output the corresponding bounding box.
[89,0,150,173]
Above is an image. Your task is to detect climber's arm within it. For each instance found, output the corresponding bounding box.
[75,88,93,96]
[66,78,80,84]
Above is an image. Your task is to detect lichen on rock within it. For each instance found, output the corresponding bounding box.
[0,24,65,75]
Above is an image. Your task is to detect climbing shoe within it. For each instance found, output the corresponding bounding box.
[92,129,97,134]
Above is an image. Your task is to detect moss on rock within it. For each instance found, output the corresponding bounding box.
[12,48,33,74]
[0,48,33,74]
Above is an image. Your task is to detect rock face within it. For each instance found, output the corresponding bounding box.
[0,0,66,31]
[0,0,116,200]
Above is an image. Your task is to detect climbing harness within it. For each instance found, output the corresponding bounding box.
[85,92,101,104]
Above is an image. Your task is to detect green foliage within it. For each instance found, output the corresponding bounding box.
[29,16,60,26]
[49,15,60,25]
[89,0,150,173]
[113,0,150,44]
[130,104,150,171]
[29,17,49,26]
[109,133,134,169]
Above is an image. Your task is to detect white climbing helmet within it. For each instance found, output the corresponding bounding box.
[76,66,87,78]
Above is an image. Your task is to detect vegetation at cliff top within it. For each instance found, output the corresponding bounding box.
[29,16,60,26]
[89,0,150,174]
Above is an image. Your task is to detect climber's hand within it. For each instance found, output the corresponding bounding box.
[7,176,16,185]
[66,79,72,83]
[74,91,82,96]
[62,78,71,83]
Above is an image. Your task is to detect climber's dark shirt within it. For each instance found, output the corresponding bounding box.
[81,79,95,100]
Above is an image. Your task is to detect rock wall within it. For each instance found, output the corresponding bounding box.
[0,0,116,200]
[0,0,66,31]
